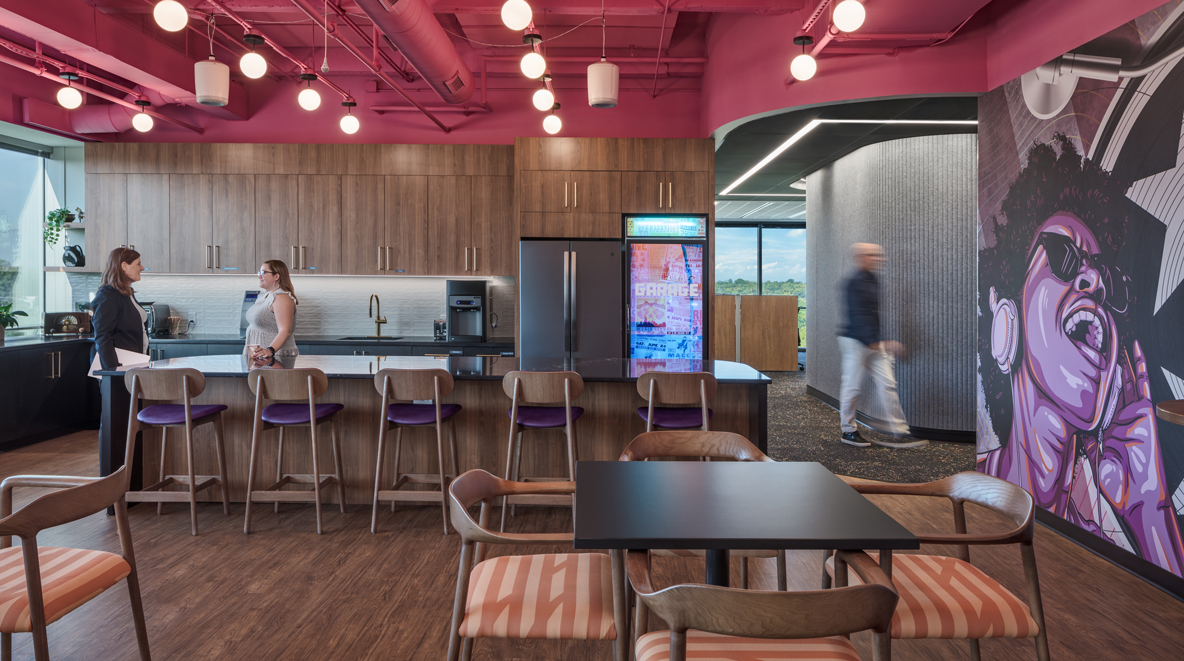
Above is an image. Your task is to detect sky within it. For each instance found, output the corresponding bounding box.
[714,226,806,283]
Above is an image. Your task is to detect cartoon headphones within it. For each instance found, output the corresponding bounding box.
[990,287,1019,374]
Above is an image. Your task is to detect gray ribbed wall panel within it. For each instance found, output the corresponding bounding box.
[806,134,976,433]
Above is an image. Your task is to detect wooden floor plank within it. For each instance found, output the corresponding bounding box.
[2,431,1182,660]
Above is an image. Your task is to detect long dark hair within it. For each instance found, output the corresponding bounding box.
[101,247,141,296]
[265,259,299,304]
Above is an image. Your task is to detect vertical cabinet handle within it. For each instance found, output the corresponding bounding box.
[564,181,569,208]
[205,245,212,269]
[56,352,62,378]
[386,246,391,271]
[300,246,307,270]
[472,246,478,272]
[46,352,54,379]
[658,182,663,209]
[291,246,297,269]
[668,182,673,209]
[378,245,384,271]
[574,181,578,208]
[464,247,470,271]
[159,348,165,360]
[214,246,221,269]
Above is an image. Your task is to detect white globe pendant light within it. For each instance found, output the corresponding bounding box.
[240,34,267,79]
[56,85,82,110]
[543,113,562,134]
[501,0,533,31]
[790,53,817,81]
[532,88,555,111]
[520,52,546,79]
[132,99,154,132]
[297,73,321,110]
[153,0,189,32]
[340,100,359,134]
[832,0,866,33]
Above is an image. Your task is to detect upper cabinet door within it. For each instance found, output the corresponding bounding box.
[211,174,255,274]
[571,171,620,214]
[620,171,666,214]
[169,175,212,273]
[298,175,341,274]
[665,171,712,214]
[427,175,471,275]
[254,175,300,270]
[618,138,665,171]
[471,176,514,276]
[386,176,429,275]
[126,174,170,273]
[518,170,570,213]
[341,176,386,275]
[663,139,714,172]
[85,173,127,272]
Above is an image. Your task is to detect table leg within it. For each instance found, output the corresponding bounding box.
[880,549,893,581]
[705,549,730,587]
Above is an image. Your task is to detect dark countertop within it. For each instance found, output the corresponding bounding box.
[146,333,514,346]
[0,334,93,354]
[95,355,771,383]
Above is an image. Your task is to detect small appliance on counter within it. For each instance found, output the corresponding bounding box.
[139,302,172,337]
[240,290,260,338]
[433,319,447,341]
[43,311,91,335]
[446,280,488,342]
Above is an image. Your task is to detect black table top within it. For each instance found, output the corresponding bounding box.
[94,355,771,383]
[573,461,918,551]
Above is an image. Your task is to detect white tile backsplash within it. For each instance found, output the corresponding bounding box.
[96,274,515,338]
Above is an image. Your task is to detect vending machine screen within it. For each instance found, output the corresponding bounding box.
[628,243,704,359]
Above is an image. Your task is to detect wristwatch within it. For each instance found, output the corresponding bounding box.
[265,346,277,356]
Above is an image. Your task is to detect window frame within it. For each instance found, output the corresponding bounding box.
[714,220,805,296]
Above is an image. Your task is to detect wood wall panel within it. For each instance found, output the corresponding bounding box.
[252,144,305,174]
[125,174,170,272]
[297,175,341,274]
[739,295,798,372]
[385,176,429,274]
[211,174,255,273]
[713,295,737,362]
[84,173,127,268]
[254,175,300,269]
[383,143,433,175]
[168,174,212,273]
[340,175,386,275]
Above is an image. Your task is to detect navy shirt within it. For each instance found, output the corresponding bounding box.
[841,269,880,347]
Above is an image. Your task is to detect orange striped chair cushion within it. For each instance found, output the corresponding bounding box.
[636,630,862,661]
[458,552,616,640]
[826,553,1038,639]
[0,547,131,633]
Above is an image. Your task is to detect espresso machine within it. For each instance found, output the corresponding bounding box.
[446,280,488,342]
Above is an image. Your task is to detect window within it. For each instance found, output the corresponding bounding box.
[714,222,807,346]
[0,145,45,332]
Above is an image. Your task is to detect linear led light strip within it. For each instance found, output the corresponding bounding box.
[719,119,979,196]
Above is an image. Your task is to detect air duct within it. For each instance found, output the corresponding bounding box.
[70,86,179,134]
[353,0,475,104]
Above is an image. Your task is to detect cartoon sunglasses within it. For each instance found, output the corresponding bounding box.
[1033,232,1131,314]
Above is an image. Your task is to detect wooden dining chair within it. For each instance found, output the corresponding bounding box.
[635,372,717,432]
[446,469,628,661]
[1,466,151,661]
[123,368,230,535]
[821,471,1049,661]
[629,548,898,661]
[371,368,461,535]
[500,370,584,531]
[619,431,787,595]
[244,368,346,535]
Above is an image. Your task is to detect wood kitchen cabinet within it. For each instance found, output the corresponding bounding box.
[5,343,91,446]
[211,174,256,274]
[385,175,428,274]
[297,175,341,274]
[127,174,170,273]
[471,176,515,276]
[621,171,711,214]
[341,175,386,275]
[427,176,471,275]
[254,175,300,269]
[84,173,128,270]
[518,171,620,238]
[169,174,212,273]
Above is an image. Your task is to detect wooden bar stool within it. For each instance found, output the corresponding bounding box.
[636,371,717,432]
[371,368,462,535]
[500,370,584,532]
[244,368,346,535]
[123,367,230,536]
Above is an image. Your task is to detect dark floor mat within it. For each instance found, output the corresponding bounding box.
[765,371,975,483]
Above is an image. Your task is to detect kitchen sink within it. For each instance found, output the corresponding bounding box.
[336,336,403,341]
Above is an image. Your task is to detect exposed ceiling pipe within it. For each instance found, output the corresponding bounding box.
[69,86,178,134]
[351,0,475,104]
[290,0,451,132]
[651,0,673,98]
[135,0,286,83]
[324,1,415,83]
[206,0,352,100]
[0,50,202,133]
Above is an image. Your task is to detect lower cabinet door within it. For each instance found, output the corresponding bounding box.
[206,343,244,356]
[150,343,209,360]
[0,351,22,446]
[49,344,90,429]
[15,347,60,439]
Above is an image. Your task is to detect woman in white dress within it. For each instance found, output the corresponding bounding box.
[244,260,299,365]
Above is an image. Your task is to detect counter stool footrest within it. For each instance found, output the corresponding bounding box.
[127,476,220,501]
[250,486,338,503]
[397,473,453,486]
[377,490,447,503]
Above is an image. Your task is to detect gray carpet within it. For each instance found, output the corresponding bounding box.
[764,371,975,483]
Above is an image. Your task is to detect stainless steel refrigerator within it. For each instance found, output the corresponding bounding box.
[519,240,623,359]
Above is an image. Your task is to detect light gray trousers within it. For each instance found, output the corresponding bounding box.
[838,336,908,435]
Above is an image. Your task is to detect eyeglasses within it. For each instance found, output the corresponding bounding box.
[258,270,276,276]
[1031,232,1130,313]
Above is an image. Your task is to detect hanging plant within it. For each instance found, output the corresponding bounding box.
[45,208,71,245]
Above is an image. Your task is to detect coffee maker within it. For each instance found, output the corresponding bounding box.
[446,280,488,342]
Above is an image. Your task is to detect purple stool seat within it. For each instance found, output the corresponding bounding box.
[387,403,462,425]
[262,402,345,425]
[137,404,227,426]
[509,406,585,429]
[637,406,713,429]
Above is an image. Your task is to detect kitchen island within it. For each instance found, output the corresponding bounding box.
[96,355,770,505]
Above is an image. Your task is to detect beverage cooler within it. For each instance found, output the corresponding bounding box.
[625,215,708,360]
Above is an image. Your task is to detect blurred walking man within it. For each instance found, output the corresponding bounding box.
[838,243,927,448]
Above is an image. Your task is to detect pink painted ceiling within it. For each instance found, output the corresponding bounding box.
[0,0,1167,144]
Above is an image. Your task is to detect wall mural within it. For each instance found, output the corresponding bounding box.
[977,1,1184,577]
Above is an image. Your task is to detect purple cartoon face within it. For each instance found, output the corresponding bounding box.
[1020,213,1119,429]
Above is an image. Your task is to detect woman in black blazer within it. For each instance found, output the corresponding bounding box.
[92,247,148,370]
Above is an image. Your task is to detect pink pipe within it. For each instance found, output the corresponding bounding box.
[353,0,475,104]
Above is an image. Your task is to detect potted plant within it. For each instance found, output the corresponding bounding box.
[45,208,72,245]
[0,302,28,346]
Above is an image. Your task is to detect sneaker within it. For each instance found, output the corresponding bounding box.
[870,436,930,449]
[841,431,871,447]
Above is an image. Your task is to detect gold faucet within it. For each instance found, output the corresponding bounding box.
[368,294,387,338]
